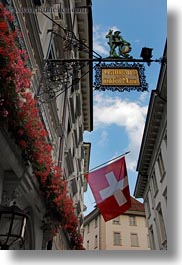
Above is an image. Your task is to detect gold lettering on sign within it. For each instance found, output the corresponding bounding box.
[101,68,140,86]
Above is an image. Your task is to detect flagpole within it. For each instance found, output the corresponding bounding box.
[66,151,130,182]
[86,151,130,174]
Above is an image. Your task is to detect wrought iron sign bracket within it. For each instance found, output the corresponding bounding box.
[43,57,165,93]
[43,57,163,64]
[41,27,166,95]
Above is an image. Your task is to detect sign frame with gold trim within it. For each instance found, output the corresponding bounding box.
[94,62,148,92]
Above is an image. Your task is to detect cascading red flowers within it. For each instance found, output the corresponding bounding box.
[0,3,84,250]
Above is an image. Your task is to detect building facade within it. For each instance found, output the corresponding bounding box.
[83,197,150,250]
[0,0,92,250]
[134,43,167,250]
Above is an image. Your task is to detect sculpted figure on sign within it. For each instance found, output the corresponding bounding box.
[106,29,132,58]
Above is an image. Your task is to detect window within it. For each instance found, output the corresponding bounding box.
[152,171,158,196]
[33,0,45,6]
[94,235,98,249]
[145,197,151,218]
[94,217,98,228]
[147,234,151,248]
[67,119,71,134]
[164,131,167,147]
[86,240,89,250]
[157,151,166,181]
[87,224,90,233]
[112,216,120,225]
[69,96,75,124]
[130,233,139,247]
[129,216,136,226]
[78,126,83,143]
[113,232,121,246]
[65,149,74,175]
[71,178,77,196]
[73,128,78,148]
[149,225,155,249]
[163,187,167,205]
[76,94,81,117]
[156,204,167,247]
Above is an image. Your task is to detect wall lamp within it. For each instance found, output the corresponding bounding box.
[0,203,28,250]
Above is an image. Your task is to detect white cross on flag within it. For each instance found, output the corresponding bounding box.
[85,156,131,222]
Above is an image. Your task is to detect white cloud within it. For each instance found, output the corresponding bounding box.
[93,42,108,56]
[93,93,148,171]
[134,39,140,44]
[99,130,108,146]
[138,91,149,103]
[93,25,108,56]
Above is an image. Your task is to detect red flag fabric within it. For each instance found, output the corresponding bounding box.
[85,156,131,222]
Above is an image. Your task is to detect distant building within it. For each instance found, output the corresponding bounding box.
[134,43,167,250]
[83,197,150,250]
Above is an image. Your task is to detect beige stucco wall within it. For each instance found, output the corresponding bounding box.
[104,214,149,250]
[84,215,100,250]
[84,212,150,250]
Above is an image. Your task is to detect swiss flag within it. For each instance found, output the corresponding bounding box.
[85,157,131,222]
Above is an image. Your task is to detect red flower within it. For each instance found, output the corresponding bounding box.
[19,140,27,149]
[0,21,8,31]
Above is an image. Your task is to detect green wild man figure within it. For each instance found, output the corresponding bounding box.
[106,29,132,58]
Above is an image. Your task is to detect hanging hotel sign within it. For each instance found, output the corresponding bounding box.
[94,29,148,92]
[101,68,140,86]
[94,62,148,92]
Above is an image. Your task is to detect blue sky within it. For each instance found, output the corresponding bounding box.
[83,0,167,216]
